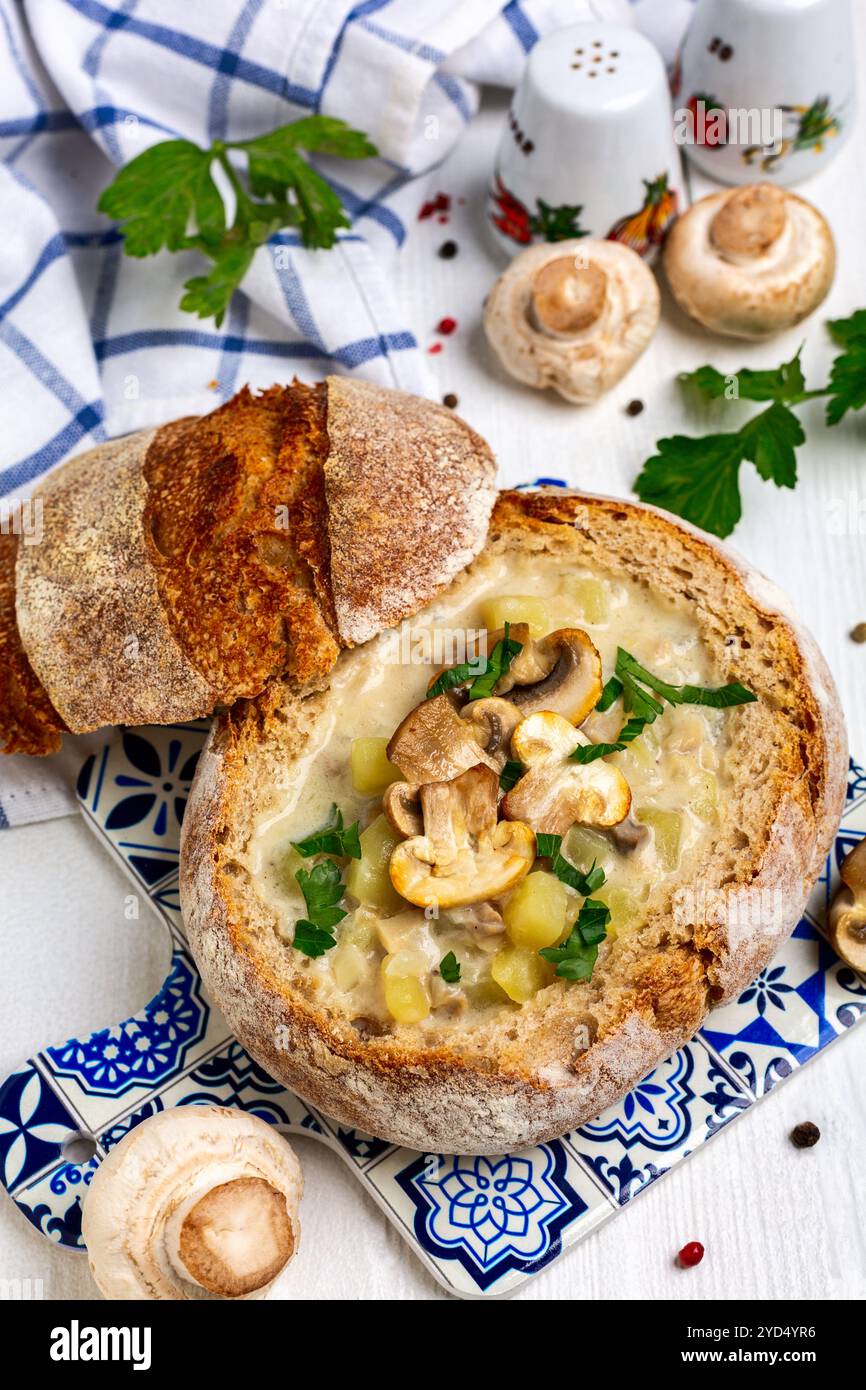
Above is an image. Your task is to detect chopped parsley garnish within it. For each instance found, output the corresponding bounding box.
[595,676,623,712]
[572,647,756,761]
[292,859,348,956]
[569,741,628,764]
[537,834,606,895]
[439,951,461,983]
[499,759,524,791]
[540,899,612,981]
[292,805,361,859]
[293,919,341,958]
[427,622,523,702]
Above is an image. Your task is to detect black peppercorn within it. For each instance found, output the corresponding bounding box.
[790,1121,821,1148]
[438,240,458,260]
[626,399,644,417]
[442,393,459,409]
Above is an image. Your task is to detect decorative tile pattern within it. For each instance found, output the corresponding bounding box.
[1,725,864,1298]
[570,1042,749,1204]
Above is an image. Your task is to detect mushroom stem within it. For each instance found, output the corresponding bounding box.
[710,183,788,261]
[167,1175,294,1299]
[530,257,608,337]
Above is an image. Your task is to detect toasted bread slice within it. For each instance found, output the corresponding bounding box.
[180,490,846,1154]
[4,379,495,747]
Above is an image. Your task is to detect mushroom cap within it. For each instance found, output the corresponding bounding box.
[483,238,660,404]
[389,764,535,908]
[382,780,423,837]
[81,1106,303,1301]
[663,183,835,339]
[503,711,632,836]
[459,696,522,762]
[828,838,866,971]
[386,693,498,783]
[500,628,603,725]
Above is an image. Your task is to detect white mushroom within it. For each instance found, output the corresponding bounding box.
[484,239,660,404]
[459,696,523,765]
[81,1106,302,1301]
[382,781,423,837]
[828,838,866,972]
[663,183,835,339]
[496,628,603,725]
[386,693,498,783]
[502,711,631,836]
[390,763,535,909]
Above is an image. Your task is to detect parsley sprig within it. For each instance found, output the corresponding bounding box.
[289,804,361,956]
[635,311,866,537]
[536,833,607,896]
[98,117,378,325]
[293,860,347,957]
[570,647,756,760]
[292,805,361,860]
[540,899,612,980]
[427,623,523,701]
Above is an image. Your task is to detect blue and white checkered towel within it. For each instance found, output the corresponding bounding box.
[0,0,693,825]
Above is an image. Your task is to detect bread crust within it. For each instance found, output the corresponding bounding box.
[8,380,496,740]
[181,491,846,1153]
[324,377,497,645]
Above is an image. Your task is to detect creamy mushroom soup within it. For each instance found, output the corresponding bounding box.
[247,550,735,1030]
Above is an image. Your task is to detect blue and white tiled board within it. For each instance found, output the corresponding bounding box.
[1,722,864,1299]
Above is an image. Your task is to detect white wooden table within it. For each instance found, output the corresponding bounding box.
[2,54,866,1299]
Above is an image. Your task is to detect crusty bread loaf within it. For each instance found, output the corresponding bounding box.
[1,378,496,753]
[180,490,846,1154]
[0,532,66,755]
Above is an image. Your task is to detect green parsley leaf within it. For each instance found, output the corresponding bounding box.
[98,140,214,256]
[551,851,606,897]
[467,622,523,701]
[634,430,745,538]
[439,951,461,984]
[595,675,623,712]
[635,320,866,536]
[635,401,804,539]
[296,860,347,934]
[180,239,256,326]
[825,311,866,425]
[569,741,625,763]
[427,622,523,702]
[499,759,524,792]
[292,805,361,859]
[98,117,378,325]
[292,919,338,958]
[540,898,611,981]
[680,350,807,404]
[615,648,757,710]
[535,832,562,859]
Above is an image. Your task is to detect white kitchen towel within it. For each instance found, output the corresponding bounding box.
[0,0,693,824]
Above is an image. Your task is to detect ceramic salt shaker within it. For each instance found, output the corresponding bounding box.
[488,22,685,263]
[673,0,856,186]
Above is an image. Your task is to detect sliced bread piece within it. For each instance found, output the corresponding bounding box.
[4,378,496,747]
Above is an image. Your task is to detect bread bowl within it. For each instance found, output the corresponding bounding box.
[0,378,496,754]
[181,488,846,1154]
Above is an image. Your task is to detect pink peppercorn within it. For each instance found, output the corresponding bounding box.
[678,1241,705,1268]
